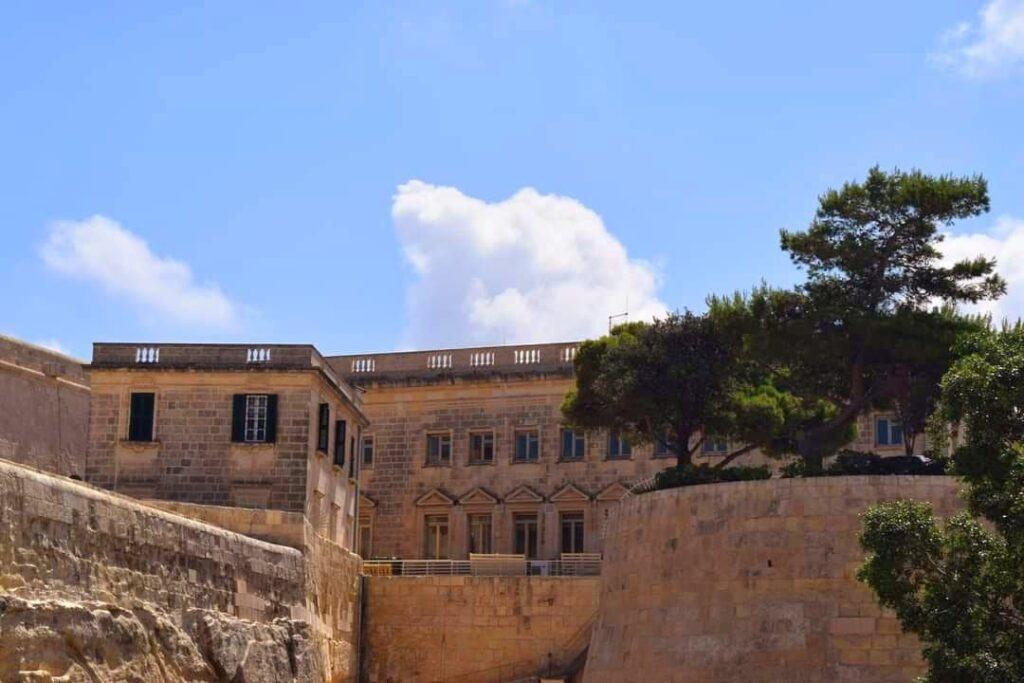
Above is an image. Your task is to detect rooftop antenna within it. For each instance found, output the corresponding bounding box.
[608,296,629,332]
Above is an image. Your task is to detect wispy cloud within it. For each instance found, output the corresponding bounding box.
[41,215,239,329]
[392,180,667,347]
[932,0,1024,78]
[942,215,1024,322]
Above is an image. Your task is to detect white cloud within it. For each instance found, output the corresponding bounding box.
[41,215,238,328]
[933,0,1024,78]
[942,215,1024,322]
[392,180,667,347]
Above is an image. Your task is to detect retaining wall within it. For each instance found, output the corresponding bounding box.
[0,457,360,681]
[363,575,600,683]
[583,476,964,683]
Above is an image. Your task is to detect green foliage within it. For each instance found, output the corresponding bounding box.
[859,326,1024,682]
[715,167,1003,468]
[651,464,771,491]
[562,311,802,467]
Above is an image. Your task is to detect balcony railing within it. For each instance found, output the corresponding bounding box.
[362,553,601,577]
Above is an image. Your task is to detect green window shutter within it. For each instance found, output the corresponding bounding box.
[231,394,246,442]
[265,395,278,443]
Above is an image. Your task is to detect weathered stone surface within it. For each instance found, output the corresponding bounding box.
[0,595,329,683]
[0,459,361,682]
[362,575,600,683]
[584,476,965,683]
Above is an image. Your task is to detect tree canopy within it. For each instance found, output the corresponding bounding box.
[561,311,815,468]
[714,167,1004,467]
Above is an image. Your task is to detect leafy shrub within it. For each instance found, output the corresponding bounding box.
[653,464,771,491]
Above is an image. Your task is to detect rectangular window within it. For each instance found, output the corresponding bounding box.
[426,433,452,466]
[349,435,356,478]
[608,431,632,459]
[469,431,495,464]
[317,403,330,452]
[334,420,347,467]
[361,435,374,467]
[424,514,450,559]
[468,513,493,554]
[358,517,373,558]
[245,395,269,443]
[127,392,155,442]
[514,513,539,559]
[560,512,585,554]
[560,428,585,460]
[702,437,729,455]
[514,429,540,463]
[653,439,671,458]
[876,418,904,447]
[231,394,277,443]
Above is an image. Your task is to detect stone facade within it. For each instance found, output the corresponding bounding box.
[362,575,600,683]
[329,343,921,561]
[584,476,963,683]
[87,343,368,549]
[0,457,362,682]
[0,334,89,476]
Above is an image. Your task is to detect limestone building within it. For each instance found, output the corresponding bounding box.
[0,335,89,477]
[86,343,368,548]
[328,341,923,562]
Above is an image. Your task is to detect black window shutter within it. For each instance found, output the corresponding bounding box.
[349,435,356,478]
[231,394,246,442]
[128,392,155,442]
[317,403,330,451]
[265,395,278,443]
[334,420,347,466]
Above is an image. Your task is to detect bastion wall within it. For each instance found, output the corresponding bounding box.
[0,458,361,682]
[583,475,964,683]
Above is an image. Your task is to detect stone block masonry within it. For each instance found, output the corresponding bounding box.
[584,475,965,683]
[362,575,600,683]
[0,335,89,477]
[0,457,361,682]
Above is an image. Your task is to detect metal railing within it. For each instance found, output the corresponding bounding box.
[362,555,601,577]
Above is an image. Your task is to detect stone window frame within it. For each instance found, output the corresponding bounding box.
[467,511,494,554]
[559,510,586,554]
[559,426,586,462]
[467,429,496,466]
[124,389,158,444]
[360,434,374,469]
[512,510,541,559]
[606,429,633,460]
[358,514,374,558]
[425,430,453,467]
[874,415,904,449]
[512,426,542,464]
[423,512,451,559]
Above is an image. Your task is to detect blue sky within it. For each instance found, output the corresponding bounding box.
[2,1,1023,359]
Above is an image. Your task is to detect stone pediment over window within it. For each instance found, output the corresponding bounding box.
[359,493,377,509]
[414,488,456,507]
[596,481,630,502]
[504,484,545,503]
[458,487,499,506]
[550,483,591,503]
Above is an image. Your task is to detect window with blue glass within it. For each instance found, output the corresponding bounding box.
[607,430,632,459]
[702,437,729,455]
[560,428,585,460]
[875,417,904,447]
[514,429,540,463]
[653,439,671,458]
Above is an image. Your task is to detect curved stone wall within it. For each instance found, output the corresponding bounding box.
[584,476,963,683]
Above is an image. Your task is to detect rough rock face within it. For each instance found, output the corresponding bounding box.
[0,596,325,682]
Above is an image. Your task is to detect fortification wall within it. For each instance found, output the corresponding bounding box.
[584,476,963,683]
[362,575,600,683]
[0,335,89,476]
[0,458,360,682]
